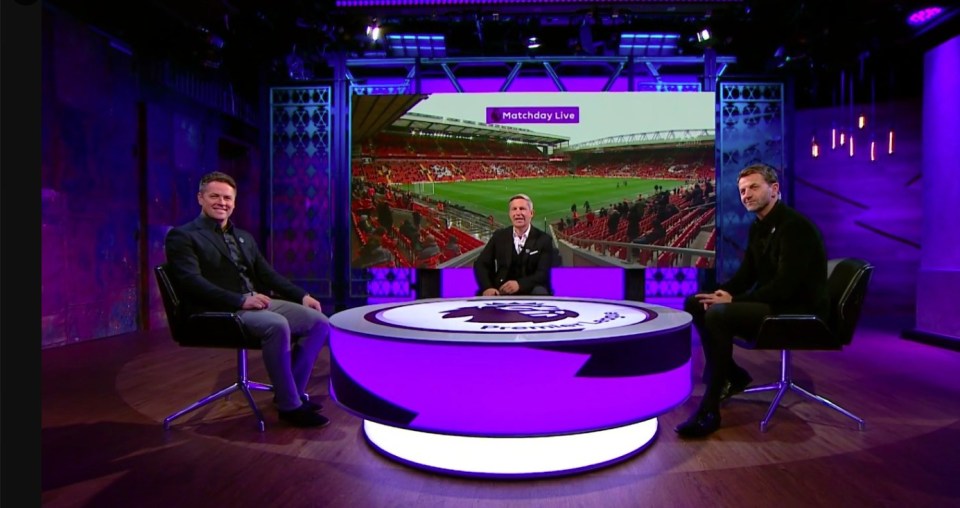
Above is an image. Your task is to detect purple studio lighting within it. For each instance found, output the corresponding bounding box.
[907,6,943,26]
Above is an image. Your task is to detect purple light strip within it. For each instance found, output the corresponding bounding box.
[338,0,737,6]
[908,7,944,26]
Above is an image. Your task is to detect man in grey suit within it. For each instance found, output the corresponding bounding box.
[474,193,554,296]
[164,171,330,428]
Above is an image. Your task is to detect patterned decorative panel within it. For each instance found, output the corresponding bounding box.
[270,87,335,297]
[365,267,416,298]
[353,84,412,96]
[716,81,786,283]
[645,267,698,297]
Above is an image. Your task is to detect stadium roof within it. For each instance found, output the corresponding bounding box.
[351,94,569,146]
[389,112,571,146]
[351,93,430,144]
[560,129,714,152]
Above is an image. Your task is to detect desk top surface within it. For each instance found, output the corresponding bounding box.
[330,296,691,344]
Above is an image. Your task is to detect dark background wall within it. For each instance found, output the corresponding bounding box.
[41,7,263,348]
[39,5,927,348]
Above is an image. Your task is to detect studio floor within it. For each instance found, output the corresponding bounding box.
[41,303,960,508]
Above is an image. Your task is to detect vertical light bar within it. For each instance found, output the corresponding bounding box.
[840,131,846,147]
[870,139,876,161]
[849,134,855,157]
[858,114,865,129]
[831,127,837,149]
[888,129,895,154]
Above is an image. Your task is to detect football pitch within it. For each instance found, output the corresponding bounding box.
[411,177,685,227]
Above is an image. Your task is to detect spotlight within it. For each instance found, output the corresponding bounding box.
[696,28,712,43]
[366,21,381,42]
[527,36,541,50]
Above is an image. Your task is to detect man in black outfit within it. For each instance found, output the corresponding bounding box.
[474,193,553,296]
[165,171,331,428]
[675,163,829,438]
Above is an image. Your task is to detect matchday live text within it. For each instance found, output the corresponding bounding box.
[487,107,580,124]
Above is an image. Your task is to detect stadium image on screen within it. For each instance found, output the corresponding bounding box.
[350,91,716,270]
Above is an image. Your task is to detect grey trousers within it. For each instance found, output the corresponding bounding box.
[239,299,330,411]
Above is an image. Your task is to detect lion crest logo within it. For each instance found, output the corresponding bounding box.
[441,302,579,323]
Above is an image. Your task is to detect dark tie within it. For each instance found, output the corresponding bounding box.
[221,227,256,294]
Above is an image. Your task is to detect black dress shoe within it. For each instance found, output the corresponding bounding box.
[274,395,323,412]
[299,399,323,412]
[675,410,721,438]
[278,405,330,428]
[720,369,753,402]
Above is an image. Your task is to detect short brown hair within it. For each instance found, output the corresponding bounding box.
[199,171,237,193]
[738,164,779,185]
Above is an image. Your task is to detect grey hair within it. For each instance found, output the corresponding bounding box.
[509,193,533,210]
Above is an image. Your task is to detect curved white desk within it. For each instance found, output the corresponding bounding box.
[329,296,692,478]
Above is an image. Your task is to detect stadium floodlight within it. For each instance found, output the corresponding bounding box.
[386,34,447,57]
[618,33,681,57]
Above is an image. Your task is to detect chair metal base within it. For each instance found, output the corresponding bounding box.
[741,350,865,432]
[163,349,274,432]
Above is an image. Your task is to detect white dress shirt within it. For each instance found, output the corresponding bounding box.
[513,225,530,254]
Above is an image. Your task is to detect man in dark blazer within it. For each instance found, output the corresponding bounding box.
[474,193,554,296]
[164,171,330,428]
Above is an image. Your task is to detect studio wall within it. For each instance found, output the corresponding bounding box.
[41,9,141,346]
[793,99,923,321]
[41,6,264,347]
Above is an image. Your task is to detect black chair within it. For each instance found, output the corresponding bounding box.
[733,258,874,432]
[155,264,273,431]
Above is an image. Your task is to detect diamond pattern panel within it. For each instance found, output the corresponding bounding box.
[270,87,334,297]
[366,267,416,298]
[716,82,786,283]
[646,267,698,297]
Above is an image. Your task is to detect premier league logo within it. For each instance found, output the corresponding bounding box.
[369,298,652,335]
[441,302,579,324]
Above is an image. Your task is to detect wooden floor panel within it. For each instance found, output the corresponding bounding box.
[41,317,960,507]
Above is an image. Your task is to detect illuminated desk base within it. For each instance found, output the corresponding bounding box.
[363,419,659,478]
[329,297,691,479]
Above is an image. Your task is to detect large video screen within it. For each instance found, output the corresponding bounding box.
[350,91,716,271]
